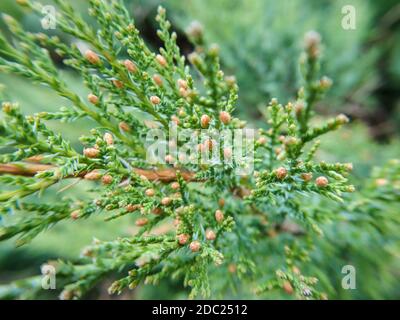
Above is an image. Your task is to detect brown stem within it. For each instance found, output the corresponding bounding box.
[0,163,196,182]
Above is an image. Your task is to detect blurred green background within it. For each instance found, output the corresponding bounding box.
[0,0,399,299]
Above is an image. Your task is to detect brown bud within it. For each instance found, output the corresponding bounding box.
[150,95,161,105]
[161,197,172,206]
[126,204,140,212]
[301,172,313,182]
[102,174,113,185]
[88,93,99,105]
[275,167,287,180]
[124,59,137,73]
[145,189,155,197]
[205,229,216,241]
[119,121,130,132]
[156,54,167,67]
[283,281,294,295]
[215,209,224,223]
[103,133,113,145]
[189,240,201,252]
[83,147,100,158]
[153,74,163,86]
[135,217,148,227]
[70,210,80,220]
[315,176,329,187]
[84,170,101,181]
[228,263,237,273]
[179,87,189,98]
[85,49,100,64]
[152,207,163,215]
[177,233,190,245]
[219,111,231,125]
[171,182,180,190]
[218,198,225,208]
[177,79,188,89]
[113,79,124,88]
[200,114,211,128]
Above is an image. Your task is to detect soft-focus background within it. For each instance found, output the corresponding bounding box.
[0,0,399,299]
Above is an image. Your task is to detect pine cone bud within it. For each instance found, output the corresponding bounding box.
[218,198,225,207]
[219,111,231,125]
[124,59,137,73]
[152,207,163,215]
[103,133,114,145]
[102,174,113,185]
[177,79,188,89]
[119,121,130,132]
[85,49,100,64]
[135,217,148,227]
[88,93,99,105]
[126,204,139,212]
[83,147,100,158]
[171,182,180,190]
[205,229,216,241]
[145,189,155,197]
[301,172,313,182]
[228,264,237,273]
[84,170,101,181]
[315,176,329,187]
[189,240,201,252]
[215,209,224,223]
[150,95,161,105]
[200,114,211,128]
[156,54,167,67]
[113,79,124,88]
[177,233,190,245]
[283,281,294,295]
[153,74,163,86]
[275,167,287,180]
[161,197,172,206]
[179,87,189,98]
[70,210,80,220]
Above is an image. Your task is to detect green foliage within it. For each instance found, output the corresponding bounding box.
[0,0,398,300]
[167,0,380,116]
